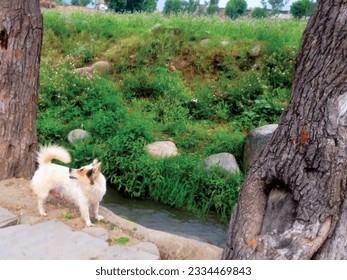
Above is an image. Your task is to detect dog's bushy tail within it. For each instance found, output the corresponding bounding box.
[37,145,71,166]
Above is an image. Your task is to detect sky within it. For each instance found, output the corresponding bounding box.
[156,0,296,11]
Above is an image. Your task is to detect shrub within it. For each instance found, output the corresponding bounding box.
[251,7,268,18]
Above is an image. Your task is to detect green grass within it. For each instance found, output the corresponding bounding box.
[62,212,74,219]
[115,237,130,246]
[38,9,307,220]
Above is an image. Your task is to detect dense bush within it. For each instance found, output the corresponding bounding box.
[262,46,297,89]
[251,7,268,18]
[39,10,306,220]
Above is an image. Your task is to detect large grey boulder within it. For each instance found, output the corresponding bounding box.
[204,153,239,174]
[146,141,178,158]
[243,124,278,171]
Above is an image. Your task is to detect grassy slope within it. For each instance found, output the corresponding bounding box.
[39,9,306,219]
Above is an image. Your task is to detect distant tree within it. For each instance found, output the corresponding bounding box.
[260,0,267,8]
[107,0,126,12]
[125,0,144,12]
[183,0,200,14]
[196,3,205,15]
[107,0,158,12]
[71,0,91,6]
[207,0,219,14]
[290,0,316,18]
[163,0,183,14]
[267,0,289,13]
[225,0,247,19]
[143,0,158,11]
[251,7,268,18]
[207,4,219,15]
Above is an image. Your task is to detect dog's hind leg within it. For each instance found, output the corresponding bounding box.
[37,192,49,216]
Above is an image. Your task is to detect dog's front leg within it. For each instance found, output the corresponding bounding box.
[77,198,94,227]
[81,207,93,227]
[93,202,104,221]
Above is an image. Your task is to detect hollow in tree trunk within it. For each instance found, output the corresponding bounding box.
[0,0,42,180]
[223,0,347,260]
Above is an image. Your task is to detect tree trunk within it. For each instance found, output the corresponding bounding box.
[0,0,42,179]
[223,0,347,260]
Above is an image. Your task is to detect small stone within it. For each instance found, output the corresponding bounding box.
[204,153,239,174]
[249,45,261,57]
[67,129,91,145]
[146,141,178,158]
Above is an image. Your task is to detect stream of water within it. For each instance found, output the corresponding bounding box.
[102,187,229,248]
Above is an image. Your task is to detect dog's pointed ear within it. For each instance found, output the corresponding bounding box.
[93,162,102,173]
[93,158,99,165]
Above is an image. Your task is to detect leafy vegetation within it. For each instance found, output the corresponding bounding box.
[39,10,306,220]
[251,7,268,18]
[107,0,158,13]
[115,237,130,245]
[265,0,289,14]
[62,212,74,219]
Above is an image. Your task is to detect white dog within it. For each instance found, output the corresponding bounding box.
[30,145,106,227]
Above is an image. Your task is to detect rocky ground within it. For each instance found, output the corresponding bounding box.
[0,178,222,260]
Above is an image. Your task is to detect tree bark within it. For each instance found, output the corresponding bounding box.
[223,0,347,260]
[0,0,42,179]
